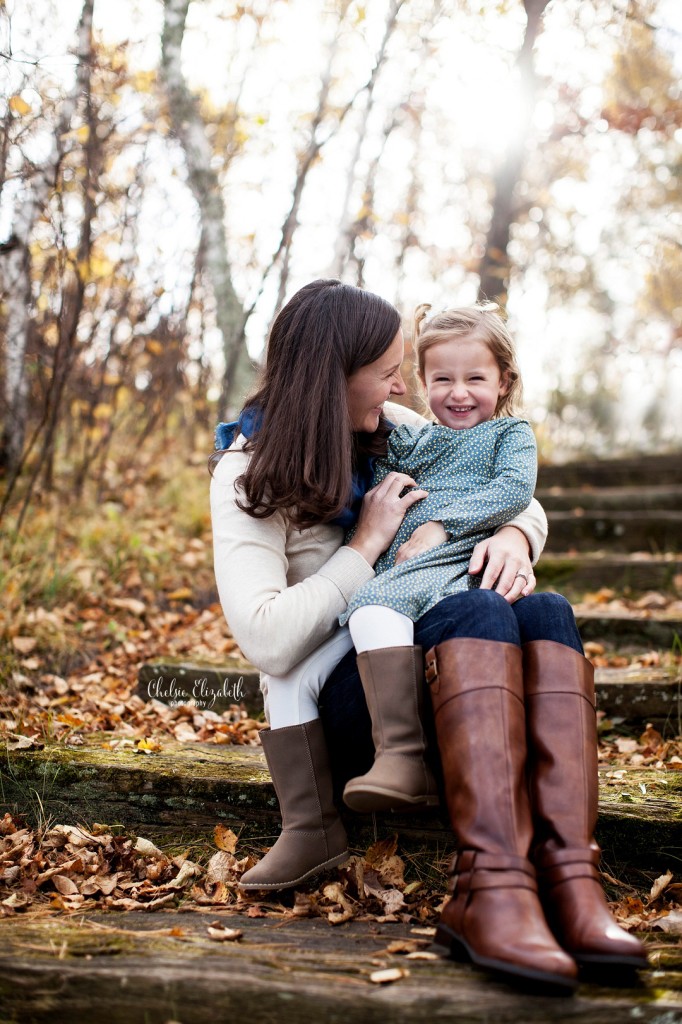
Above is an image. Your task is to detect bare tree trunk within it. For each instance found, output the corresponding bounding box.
[160,0,254,416]
[328,0,404,280]
[477,0,550,305]
[0,0,94,476]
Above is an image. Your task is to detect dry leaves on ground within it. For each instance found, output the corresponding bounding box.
[0,816,442,926]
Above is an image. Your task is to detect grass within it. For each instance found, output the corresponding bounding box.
[0,430,217,688]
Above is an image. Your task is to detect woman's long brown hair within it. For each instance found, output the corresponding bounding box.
[209,279,401,527]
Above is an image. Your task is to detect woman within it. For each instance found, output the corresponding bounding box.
[210,279,646,992]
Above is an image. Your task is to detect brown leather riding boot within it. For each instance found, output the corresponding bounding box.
[425,638,577,993]
[342,646,439,812]
[523,640,648,973]
[238,720,349,890]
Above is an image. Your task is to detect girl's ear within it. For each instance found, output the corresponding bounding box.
[498,369,511,396]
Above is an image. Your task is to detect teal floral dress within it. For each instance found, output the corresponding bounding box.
[339,417,537,625]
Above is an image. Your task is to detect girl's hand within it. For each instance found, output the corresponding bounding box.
[395,521,447,565]
[468,525,535,604]
[348,473,427,566]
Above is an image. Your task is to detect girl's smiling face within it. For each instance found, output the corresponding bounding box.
[422,336,509,430]
[347,328,407,432]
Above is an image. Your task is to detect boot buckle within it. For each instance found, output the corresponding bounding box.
[425,651,439,691]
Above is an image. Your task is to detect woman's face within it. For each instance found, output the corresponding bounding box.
[347,329,407,432]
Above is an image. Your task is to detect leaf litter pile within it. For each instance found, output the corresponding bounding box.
[0,816,441,927]
[0,811,679,959]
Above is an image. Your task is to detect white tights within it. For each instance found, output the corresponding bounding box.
[263,606,414,729]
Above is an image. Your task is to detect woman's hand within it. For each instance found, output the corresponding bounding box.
[395,521,447,565]
[348,472,427,567]
[468,524,535,603]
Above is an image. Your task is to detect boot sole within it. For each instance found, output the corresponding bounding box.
[574,952,649,986]
[434,923,578,995]
[343,785,439,813]
[237,849,350,891]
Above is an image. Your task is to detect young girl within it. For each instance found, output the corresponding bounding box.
[238,301,537,887]
[339,303,537,811]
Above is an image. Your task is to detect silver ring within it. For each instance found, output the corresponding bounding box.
[515,572,529,583]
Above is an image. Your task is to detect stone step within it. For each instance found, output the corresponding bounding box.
[537,453,682,490]
[545,510,682,552]
[537,485,682,512]
[536,554,682,594]
[2,737,681,872]
[137,660,681,728]
[1,912,680,1024]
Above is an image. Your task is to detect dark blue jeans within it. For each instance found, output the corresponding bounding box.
[317,589,583,789]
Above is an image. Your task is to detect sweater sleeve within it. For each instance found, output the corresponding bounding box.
[210,444,375,676]
[498,497,547,565]
[435,421,538,541]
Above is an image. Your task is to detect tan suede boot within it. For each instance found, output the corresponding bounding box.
[523,640,648,975]
[238,719,349,891]
[342,646,439,813]
[425,638,578,994]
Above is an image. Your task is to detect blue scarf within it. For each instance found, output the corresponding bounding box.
[214,408,385,529]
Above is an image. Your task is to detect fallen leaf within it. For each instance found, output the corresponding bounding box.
[136,738,162,753]
[206,851,238,884]
[369,967,409,984]
[5,734,44,751]
[207,924,243,941]
[214,825,238,853]
[53,874,80,896]
[11,637,37,654]
[109,597,146,617]
[649,870,673,902]
[386,939,426,954]
[652,910,682,936]
[134,837,164,859]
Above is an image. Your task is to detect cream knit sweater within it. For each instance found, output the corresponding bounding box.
[210,402,548,676]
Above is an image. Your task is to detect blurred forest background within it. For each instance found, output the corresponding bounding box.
[0,0,681,529]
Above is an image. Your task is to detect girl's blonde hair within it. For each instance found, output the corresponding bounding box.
[413,302,522,417]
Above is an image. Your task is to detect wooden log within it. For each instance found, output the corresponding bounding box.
[0,913,679,1024]
[1,738,680,871]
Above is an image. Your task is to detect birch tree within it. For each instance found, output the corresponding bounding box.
[160,0,254,415]
[0,0,94,475]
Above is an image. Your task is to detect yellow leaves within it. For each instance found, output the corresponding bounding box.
[137,737,162,753]
[89,402,112,421]
[9,95,31,116]
[132,69,157,94]
[77,255,116,282]
[146,340,164,356]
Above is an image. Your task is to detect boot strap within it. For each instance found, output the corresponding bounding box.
[535,844,602,871]
[453,850,535,874]
[540,861,601,887]
[448,850,538,897]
